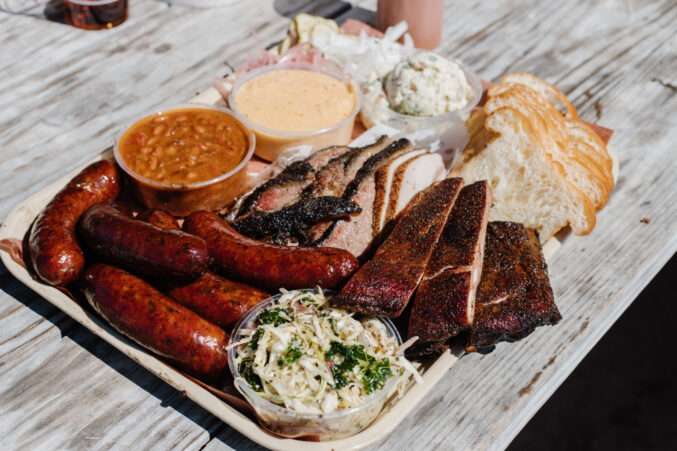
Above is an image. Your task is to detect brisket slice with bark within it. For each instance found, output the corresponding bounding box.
[333,178,463,317]
[314,138,416,258]
[231,196,361,244]
[407,181,492,357]
[304,136,393,243]
[466,221,561,352]
[234,145,352,218]
[304,135,393,199]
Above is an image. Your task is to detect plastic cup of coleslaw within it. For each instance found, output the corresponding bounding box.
[227,289,403,441]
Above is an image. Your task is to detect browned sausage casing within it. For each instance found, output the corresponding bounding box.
[167,272,269,330]
[135,209,180,229]
[136,209,269,329]
[81,264,229,381]
[80,202,209,279]
[29,160,120,286]
[183,211,359,291]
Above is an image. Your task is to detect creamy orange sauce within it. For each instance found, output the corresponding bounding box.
[233,69,356,132]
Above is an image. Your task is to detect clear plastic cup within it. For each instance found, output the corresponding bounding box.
[64,0,128,30]
[114,103,255,217]
[229,61,362,162]
[228,289,402,440]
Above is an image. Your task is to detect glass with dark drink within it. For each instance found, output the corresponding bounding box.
[65,0,128,30]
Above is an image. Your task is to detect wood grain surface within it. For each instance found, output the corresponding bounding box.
[1,0,676,450]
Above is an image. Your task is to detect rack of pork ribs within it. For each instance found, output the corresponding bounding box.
[334,178,562,356]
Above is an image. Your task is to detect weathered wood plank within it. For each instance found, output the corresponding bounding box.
[0,1,359,449]
[1,0,676,449]
[0,0,351,221]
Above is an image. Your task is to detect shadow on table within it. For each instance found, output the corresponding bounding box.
[0,0,66,23]
[0,262,265,449]
[273,0,351,19]
[44,0,67,24]
[273,0,376,26]
[509,255,677,450]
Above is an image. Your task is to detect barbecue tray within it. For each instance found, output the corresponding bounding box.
[0,88,602,450]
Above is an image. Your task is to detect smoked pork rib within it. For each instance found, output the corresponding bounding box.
[466,221,561,352]
[408,181,491,354]
[333,178,463,317]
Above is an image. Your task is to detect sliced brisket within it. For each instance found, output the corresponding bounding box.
[313,138,415,258]
[231,196,361,244]
[305,135,393,199]
[234,145,352,218]
[333,178,463,317]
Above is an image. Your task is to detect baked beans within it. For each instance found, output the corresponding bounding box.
[118,108,250,185]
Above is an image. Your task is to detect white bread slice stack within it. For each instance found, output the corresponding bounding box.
[453,107,595,240]
[452,72,614,241]
[498,72,578,119]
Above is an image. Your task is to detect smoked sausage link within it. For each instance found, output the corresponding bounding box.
[29,160,120,286]
[183,211,359,291]
[136,209,269,329]
[81,264,229,381]
[167,272,269,330]
[80,202,209,279]
[135,209,180,230]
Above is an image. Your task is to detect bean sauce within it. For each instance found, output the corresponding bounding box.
[118,108,249,185]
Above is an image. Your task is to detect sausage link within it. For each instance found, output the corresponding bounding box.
[135,209,180,229]
[167,272,269,330]
[29,160,120,286]
[81,264,229,381]
[183,211,359,291]
[137,209,268,329]
[80,202,209,279]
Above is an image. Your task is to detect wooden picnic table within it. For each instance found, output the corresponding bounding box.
[1,0,675,449]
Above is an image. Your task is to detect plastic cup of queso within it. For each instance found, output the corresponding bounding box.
[114,103,255,217]
[229,61,362,162]
[228,289,402,441]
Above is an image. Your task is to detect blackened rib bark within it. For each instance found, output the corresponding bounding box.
[333,178,463,317]
[231,196,361,244]
[466,222,561,352]
[405,339,449,359]
[408,181,491,351]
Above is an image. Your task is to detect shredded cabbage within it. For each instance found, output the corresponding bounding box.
[234,289,420,414]
[310,21,414,88]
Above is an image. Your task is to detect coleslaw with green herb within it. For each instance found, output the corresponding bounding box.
[230,289,421,414]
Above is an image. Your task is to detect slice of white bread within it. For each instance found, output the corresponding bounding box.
[484,85,611,210]
[495,74,615,206]
[565,118,614,190]
[497,72,578,119]
[452,107,596,241]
